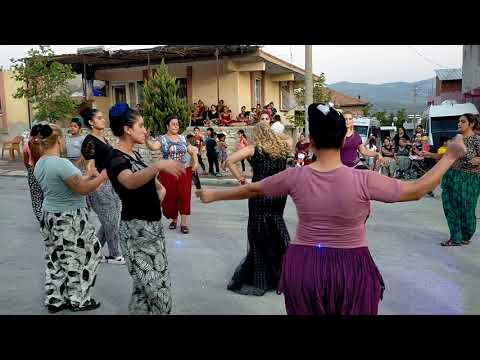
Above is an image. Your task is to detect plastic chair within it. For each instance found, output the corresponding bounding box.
[1,135,24,160]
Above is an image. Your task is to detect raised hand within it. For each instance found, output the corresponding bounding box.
[156,159,185,178]
[195,189,216,203]
[446,134,467,160]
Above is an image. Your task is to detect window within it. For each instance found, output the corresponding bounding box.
[128,82,136,107]
[176,78,187,99]
[280,81,294,111]
[255,79,262,106]
[137,81,145,104]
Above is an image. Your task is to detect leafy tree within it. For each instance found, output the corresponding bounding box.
[142,60,191,135]
[373,111,390,126]
[11,45,79,123]
[394,108,408,127]
[290,75,331,128]
[362,103,373,117]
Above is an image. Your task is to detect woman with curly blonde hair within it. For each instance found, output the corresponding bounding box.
[222,120,293,296]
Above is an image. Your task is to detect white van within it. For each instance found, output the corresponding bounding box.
[422,101,479,146]
[353,117,381,145]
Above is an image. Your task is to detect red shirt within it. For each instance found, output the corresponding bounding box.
[194,134,203,152]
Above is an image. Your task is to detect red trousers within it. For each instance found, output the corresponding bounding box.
[159,167,192,219]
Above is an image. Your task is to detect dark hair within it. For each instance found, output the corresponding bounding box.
[109,102,141,137]
[193,127,200,131]
[237,129,245,135]
[368,137,377,147]
[79,108,100,129]
[186,134,194,140]
[273,114,281,122]
[439,136,450,145]
[206,127,214,136]
[165,116,178,128]
[308,103,347,149]
[398,126,406,133]
[30,124,41,137]
[70,117,82,128]
[217,133,226,140]
[461,113,479,130]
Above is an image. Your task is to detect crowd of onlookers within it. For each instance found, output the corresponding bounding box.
[190,99,279,127]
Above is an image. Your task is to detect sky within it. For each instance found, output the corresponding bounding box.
[0,45,463,85]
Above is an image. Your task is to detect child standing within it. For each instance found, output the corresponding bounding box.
[186,134,202,190]
[237,130,248,173]
[205,127,220,176]
[217,133,228,173]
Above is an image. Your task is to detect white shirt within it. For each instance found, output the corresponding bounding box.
[271,121,285,134]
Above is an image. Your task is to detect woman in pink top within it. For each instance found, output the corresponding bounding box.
[196,103,467,315]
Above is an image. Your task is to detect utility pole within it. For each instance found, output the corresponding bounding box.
[304,45,313,138]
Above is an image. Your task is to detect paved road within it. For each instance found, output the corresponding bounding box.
[1,176,479,315]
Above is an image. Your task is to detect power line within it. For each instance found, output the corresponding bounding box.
[407,45,448,69]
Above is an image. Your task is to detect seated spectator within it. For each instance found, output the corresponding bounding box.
[217,99,225,113]
[421,135,430,152]
[366,137,378,170]
[206,104,219,124]
[219,106,235,126]
[268,102,277,117]
[295,133,310,158]
[238,106,249,122]
[377,138,396,176]
[411,133,423,156]
[271,114,285,134]
[191,102,205,126]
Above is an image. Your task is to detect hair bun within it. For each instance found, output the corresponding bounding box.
[39,124,53,138]
[109,102,130,120]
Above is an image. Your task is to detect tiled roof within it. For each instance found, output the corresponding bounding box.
[327,88,369,107]
[434,68,462,81]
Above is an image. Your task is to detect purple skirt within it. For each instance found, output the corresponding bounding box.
[278,245,385,315]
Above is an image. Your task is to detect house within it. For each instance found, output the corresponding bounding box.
[462,45,480,110]
[0,70,30,145]
[427,68,463,106]
[51,45,323,126]
[327,89,369,116]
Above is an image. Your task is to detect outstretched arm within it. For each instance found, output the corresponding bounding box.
[196,182,264,203]
[226,145,255,183]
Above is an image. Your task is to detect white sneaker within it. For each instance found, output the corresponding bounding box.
[107,256,126,265]
[100,255,109,263]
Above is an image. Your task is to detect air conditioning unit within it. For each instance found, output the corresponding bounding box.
[77,46,105,54]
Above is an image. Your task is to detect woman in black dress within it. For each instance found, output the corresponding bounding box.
[224,120,293,296]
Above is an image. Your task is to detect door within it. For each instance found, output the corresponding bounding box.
[113,85,127,104]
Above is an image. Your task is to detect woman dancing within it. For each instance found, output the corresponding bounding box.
[146,116,198,234]
[196,103,467,314]
[23,124,43,221]
[80,108,124,265]
[222,121,293,296]
[422,113,480,246]
[106,104,184,315]
[34,124,107,313]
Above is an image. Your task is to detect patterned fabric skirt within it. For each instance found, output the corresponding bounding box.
[119,219,172,315]
[278,245,385,315]
[40,208,102,308]
[227,195,291,296]
[88,180,122,257]
[27,167,43,222]
[441,169,480,244]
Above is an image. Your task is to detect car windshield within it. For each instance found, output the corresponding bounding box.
[354,125,368,137]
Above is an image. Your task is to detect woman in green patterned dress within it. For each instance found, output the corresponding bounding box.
[422,113,480,246]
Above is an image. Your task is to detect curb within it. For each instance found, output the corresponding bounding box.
[0,171,27,178]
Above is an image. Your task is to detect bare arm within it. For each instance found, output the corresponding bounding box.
[145,139,161,151]
[85,159,100,177]
[359,144,381,158]
[421,151,442,161]
[187,145,198,171]
[64,170,108,196]
[225,145,255,182]
[23,150,30,169]
[117,159,184,190]
[196,182,264,203]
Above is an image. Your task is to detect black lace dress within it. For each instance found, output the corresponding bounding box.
[227,147,291,296]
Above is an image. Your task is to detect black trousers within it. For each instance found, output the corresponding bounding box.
[197,154,206,172]
[207,154,219,174]
[192,171,202,190]
[241,159,246,172]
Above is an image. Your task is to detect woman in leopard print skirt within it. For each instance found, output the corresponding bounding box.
[23,124,43,221]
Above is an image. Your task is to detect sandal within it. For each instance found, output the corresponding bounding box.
[169,221,177,230]
[440,239,461,247]
[70,299,101,312]
[180,225,189,234]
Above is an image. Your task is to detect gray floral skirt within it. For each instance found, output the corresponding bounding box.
[119,219,172,315]
[40,208,102,308]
